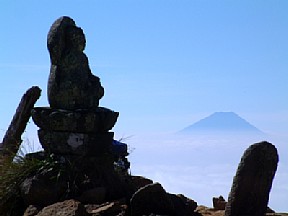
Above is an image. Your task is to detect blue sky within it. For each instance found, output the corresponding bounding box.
[1,0,288,212]
[1,1,288,136]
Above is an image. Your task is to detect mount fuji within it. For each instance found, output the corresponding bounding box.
[180,112,263,134]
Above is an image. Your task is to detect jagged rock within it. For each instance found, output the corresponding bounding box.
[1,86,41,157]
[31,107,119,133]
[20,170,68,206]
[168,193,198,216]
[23,205,41,216]
[130,183,175,216]
[130,176,153,191]
[87,201,127,216]
[77,187,106,204]
[225,141,278,216]
[35,199,88,216]
[196,205,224,216]
[47,16,104,110]
[176,194,198,214]
[213,196,226,210]
[38,130,113,156]
[267,207,276,214]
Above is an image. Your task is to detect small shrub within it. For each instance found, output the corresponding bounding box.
[0,154,60,215]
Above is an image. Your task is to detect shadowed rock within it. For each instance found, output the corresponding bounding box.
[1,86,41,157]
[213,195,226,210]
[35,199,88,216]
[47,16,104,110]
[32,107,119,133]
[130,183,175,216]
[225,141,278,216]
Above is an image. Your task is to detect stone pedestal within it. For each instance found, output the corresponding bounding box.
[38,130,114,156]
[32,107,119,133]
[32,107,118,161]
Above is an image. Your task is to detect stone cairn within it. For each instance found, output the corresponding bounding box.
[14,16,199,216]
[225,141,278,216]
[27,16,129,206]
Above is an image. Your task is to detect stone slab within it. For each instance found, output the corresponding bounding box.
[38,130,114,156]
[32,107,119,133]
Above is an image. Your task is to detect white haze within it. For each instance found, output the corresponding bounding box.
[127,132,288,213]
[19,123,288,212]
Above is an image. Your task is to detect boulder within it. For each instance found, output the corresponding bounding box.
[130,183,175,216]
[130,175,153,191]
[169,193,198,216]
[20,170,68,206]
[213,196,227,210]
[225,141,278,216]
[77,187,106,204]
[35,199,88,216]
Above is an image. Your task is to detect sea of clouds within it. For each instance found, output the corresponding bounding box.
[19,123,288,212]
[127,132,288,213]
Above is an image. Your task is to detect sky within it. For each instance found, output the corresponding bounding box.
[1,0,288,212]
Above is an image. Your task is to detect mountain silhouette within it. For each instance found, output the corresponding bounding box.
[180,112,263,134]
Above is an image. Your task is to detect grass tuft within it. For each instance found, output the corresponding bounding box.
[0,153,59,216]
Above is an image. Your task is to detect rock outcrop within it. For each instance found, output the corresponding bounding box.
[225,141,278,216]
[212,196,226,210]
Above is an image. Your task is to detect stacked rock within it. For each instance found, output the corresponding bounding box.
[32,16,119,169]
[20,17,130,207]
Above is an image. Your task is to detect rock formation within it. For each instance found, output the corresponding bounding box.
[0,86,41,157]
[212,196,226,210]
[225,141,278,216]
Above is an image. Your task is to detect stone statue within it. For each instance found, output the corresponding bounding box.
[47,16,104,110]
[28,16,126,207]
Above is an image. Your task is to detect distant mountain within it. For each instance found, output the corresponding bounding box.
[180,112,263,134]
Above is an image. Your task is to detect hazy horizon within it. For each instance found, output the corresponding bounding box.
[7,121,287,212]
[127,132,288,212]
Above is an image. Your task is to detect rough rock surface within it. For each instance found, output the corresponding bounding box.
[23,205,41,216]
[197,206,288,216]
[47,16,104,110]
[213,196,227,210]
[86,200,127,216]
[20,170,68,206]
[35,199,88,216]
[225,141,278,216]
[130,183,175,215]
[77,187,106,204]
[38,130,113,156]
[170,193,198,215]
[32,107,119,133]
[129,182,198,216]
[130,175,154,191]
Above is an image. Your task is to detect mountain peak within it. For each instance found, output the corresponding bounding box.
[180,112,263,134]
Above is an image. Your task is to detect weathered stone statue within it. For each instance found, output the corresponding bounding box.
[47,16,104,110]
[25,16,127,207]
[225,141,278,216]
